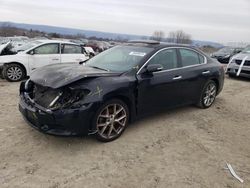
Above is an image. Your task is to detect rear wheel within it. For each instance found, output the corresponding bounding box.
[94,99,129,142]
[3,64,25,82]
[197,80,217,109]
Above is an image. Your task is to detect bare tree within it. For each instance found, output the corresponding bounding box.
[150,30,165,41]
[167,30,192,44]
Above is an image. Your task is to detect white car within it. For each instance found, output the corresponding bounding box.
[226,45,250,78]
[0,40,89,81]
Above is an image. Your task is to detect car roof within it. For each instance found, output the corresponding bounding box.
[125,40,195,50]
[36,40,79,45]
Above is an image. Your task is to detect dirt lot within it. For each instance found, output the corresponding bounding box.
[0,76,250,188]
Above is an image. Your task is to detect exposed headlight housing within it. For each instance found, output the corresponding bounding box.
[49,88,90,110]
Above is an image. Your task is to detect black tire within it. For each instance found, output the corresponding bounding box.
[93,99,129,142]
[196,80,217,109]
[228,73,235,78]
[0,68,4,79]
[3,63,25,82]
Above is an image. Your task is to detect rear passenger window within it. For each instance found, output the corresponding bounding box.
[148,49,178,70]
[62,44,82,54]
[179,49,204,67]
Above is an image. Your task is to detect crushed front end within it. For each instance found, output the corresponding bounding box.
[19,79,97,136]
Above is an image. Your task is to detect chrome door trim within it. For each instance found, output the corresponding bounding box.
[136,47,207,75]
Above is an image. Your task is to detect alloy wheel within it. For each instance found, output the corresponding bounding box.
[203,83,216,107]
[96,104,127,140]
[6,66,23,81]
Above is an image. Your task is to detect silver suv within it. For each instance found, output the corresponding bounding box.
[226,45,250,78]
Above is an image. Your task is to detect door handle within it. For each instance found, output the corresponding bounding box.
[173,76,182,80]
[202,70,210,75]
[52,58,59,61]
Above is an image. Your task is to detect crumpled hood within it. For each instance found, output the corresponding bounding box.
[30,63,121,89]
[0,42,10,55]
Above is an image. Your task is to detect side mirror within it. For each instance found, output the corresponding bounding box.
[146,64,163,73]
[28,50,34,55]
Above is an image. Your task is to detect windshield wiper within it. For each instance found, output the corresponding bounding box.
[89,65,110,72]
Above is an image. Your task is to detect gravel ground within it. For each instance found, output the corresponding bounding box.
[0,76,250,188]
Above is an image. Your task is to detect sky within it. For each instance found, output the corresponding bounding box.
[0,0,250,43]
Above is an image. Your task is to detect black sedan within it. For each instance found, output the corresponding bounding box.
[211,47,242,63]
[19,40,224,142]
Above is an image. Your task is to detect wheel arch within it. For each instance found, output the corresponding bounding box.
[104,94,135,123]
[4,62,27,77]
[210,78,219,93]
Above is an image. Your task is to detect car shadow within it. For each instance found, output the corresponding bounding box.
[227,75,250,82]
[33,99,226,149]
[29,105,196,149]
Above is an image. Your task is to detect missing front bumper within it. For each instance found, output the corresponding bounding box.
[19,93,95,136]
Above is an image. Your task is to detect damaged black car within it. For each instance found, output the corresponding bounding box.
[19,40,224,142]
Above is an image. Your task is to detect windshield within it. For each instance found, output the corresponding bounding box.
[217,47,234,53]
[86,45,154,72]
[15,41,42,52]
[242,46,250,53]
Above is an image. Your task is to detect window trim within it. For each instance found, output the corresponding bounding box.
[61,44,83,54]
[32,43,60,55]
[137,47,207,75]
[146,48,179,71]
[178,48,204,67]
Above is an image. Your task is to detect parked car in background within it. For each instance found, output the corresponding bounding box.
[83,46,95,58]
[86,40,103,53]
[0,40,89,81]
[86,40,111,53]
[19,40,224,142]
[226,45,250,78]
[211,47,242,63]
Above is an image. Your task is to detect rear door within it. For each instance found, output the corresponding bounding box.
[28,43,60,71]
[61,44,88,63]
[176,48,212,103]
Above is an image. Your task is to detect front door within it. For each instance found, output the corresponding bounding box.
[136,48,185,115]
[28,43,60,72]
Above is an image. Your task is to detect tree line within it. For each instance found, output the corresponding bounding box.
[150,30,192,44]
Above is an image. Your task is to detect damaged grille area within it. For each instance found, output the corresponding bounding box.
[33,84,61,108]
[24,81,89,110]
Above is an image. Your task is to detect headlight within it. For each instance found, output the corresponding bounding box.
[224,55,230,58]
[49,88,90,110]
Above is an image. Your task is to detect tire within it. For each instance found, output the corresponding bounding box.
[0,68,4,79]
[93,99,129,142]
[3,63,25,82]
[196,80,217,109]
[228,73,235,78]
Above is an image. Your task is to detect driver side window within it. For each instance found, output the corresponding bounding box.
[34,44,59,54]
[148,49,178,70]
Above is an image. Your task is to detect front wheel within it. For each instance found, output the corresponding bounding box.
[3,64,25,82]
[94,99,129,142]
[197,80,217,109]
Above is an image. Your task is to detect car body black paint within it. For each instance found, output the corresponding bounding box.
[19,43,224,136]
